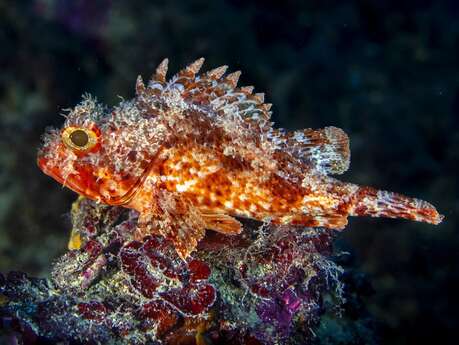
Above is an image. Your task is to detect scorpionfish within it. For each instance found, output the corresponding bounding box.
[38,58,443,259]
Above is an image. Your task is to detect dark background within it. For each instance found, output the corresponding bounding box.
[0,1,457,344]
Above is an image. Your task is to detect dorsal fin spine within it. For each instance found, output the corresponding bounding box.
[207,65,228,79]
[153,58,169,83]
[186,57,205,74]
[135,75,146,95]
[145,58,273,125]
[225,71,241,87]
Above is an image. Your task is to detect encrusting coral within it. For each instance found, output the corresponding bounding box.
[0,197,343,344]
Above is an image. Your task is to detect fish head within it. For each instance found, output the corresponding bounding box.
[37,95,155,205]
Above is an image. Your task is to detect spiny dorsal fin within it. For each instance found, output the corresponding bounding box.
[145,58,273,124]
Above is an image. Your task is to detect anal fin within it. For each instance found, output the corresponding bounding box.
[286,213,349,230]
[201,212,242,235]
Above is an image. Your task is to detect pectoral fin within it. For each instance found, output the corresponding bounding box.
[136,190,207,260]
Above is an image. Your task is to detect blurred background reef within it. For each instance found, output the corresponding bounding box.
[0,0,458,344]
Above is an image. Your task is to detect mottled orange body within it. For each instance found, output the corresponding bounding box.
[38,58,443,258]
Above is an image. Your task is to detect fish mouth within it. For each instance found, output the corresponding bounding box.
[37,156,96,199]
[37,155,151,206]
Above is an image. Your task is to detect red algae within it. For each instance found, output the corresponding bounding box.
[77,301,108,322]
[120,236,216,315]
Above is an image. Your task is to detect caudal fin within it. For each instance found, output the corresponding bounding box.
[349,186,444,225]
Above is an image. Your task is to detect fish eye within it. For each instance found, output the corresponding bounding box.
[62,127,98,152]
[70,129,89,147]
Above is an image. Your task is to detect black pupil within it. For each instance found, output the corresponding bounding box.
[70,130,89,147]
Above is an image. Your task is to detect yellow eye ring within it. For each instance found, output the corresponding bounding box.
[62,127,98,152]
